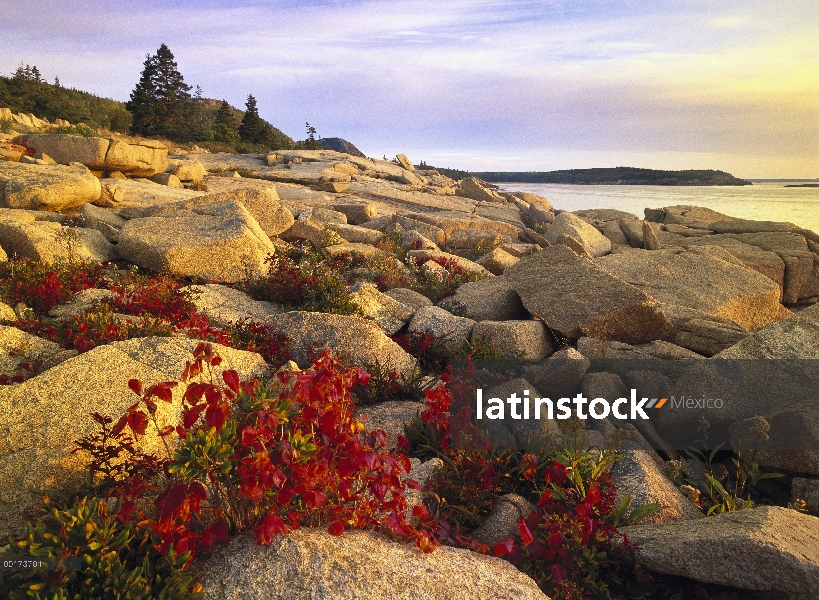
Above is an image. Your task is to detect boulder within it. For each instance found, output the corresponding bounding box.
[267,311,416,378]
[0,337,268,540]
[792,478,819,515]
[149,172,183,188]
[477,247,520,275]
[168,159,206,182]
[674,318,749,356]
[349,282,415,335]
[715,301,819,359]
[357,401,425,450]
[408,211,521,240]
[331,202,378,225]
[281,219,344,246]
[596,247,783,332]
[729,399,819,476]
[80,202,126,242]
[611,441,701,524]
[448,276,526,321]
[481,378,560,449]
[332,223,383,245]
[622,506,819,599]
[401,229,439,251]
[183,284,282,327]
[312,207,348,225]
[0,325,72,378]
[528,202,554,227]
[472,494,538,547]
[147,187,294,239]
[406,249,488,276]
[21,134,168,176]
[395,215,446,247]
[447,229,501,250]
[195,528,549,600]
[544,212,611,257]
[642,221,661,250]
[325,242,384,259]
[408,306,475,352]
[385,288,432,311]
[118,200,275,282]
[505,245,671,344]
[471,320,554,361]
[457,176,500,202]
[395,153,415,171]
[48,288,117,320]
[0,161,100,210]
[523,348,590,399]
[0,214,116,265]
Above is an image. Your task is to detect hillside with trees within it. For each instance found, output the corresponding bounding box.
[0,65,132,133]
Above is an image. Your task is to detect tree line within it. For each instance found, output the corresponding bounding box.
[2,44,322,153]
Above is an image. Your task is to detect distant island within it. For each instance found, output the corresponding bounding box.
[422,165,752,186]
[784,183,819,188]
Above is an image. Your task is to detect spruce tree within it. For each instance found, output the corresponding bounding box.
[126,43,192,138]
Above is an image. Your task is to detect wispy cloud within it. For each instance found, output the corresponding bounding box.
[0,0,816,176]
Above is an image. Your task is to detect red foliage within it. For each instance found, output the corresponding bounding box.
[81,344,439,566]
[0,256,106,312]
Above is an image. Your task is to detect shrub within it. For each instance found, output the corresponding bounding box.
[401,367,658,600]
[53,123,98,137]
[3,344,441,598]
[238,245,363,315]
[0,256,106,313]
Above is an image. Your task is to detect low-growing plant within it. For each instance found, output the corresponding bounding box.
[3,344,441,598]
[238,245,363,315]
[0,256,106,312]
[401,366,659,600]
[684,416,783,516]
[405,255,484,303]
[53,123,98,137]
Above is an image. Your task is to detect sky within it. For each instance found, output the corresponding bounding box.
[1,0,817,178]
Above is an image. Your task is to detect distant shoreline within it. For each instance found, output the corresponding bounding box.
[427,166,752,186]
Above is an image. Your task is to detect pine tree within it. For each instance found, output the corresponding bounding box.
[303,122,322,150]
[126,44,193,138]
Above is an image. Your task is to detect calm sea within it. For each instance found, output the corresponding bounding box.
[496,181,819,235]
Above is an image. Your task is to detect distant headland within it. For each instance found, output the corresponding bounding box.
[423,165,752,186]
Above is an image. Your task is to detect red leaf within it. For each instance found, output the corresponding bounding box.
[222,369,240,393]
[255,513,289,545]
[128,379,142,395]
[327,520,345,536]
[127,411,149,436]
[519,519,535,546]
[551,563,568,583]
[111,414,129,437]
[411,505,430,519]
[493,538,514,557]
[183,404,205,429]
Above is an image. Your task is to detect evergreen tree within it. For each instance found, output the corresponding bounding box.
[303,122,322,150]
[238,94,268,145]
[213,99,239,144]
[126,44,193,138]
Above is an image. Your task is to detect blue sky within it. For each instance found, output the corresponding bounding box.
[1,0,817,177]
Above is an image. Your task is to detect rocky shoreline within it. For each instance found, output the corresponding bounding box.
[1,116,819,600]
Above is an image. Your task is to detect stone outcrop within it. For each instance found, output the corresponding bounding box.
[596,247,783,332]
[505,245,672,344]
[195,528,549,600]
[544,211,611,257]
[21,134,168,176]
[267,311,417,378]
[0,337,268,540]
[118,200,275,282]
[622,507,819,599]
[0,161,101,210]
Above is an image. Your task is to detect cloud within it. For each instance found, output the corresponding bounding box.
[0,0,816,176]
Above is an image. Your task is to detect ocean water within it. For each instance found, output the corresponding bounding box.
[496,182,819,235]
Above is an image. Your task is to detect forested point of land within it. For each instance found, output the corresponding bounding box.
[424,166,752,186]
